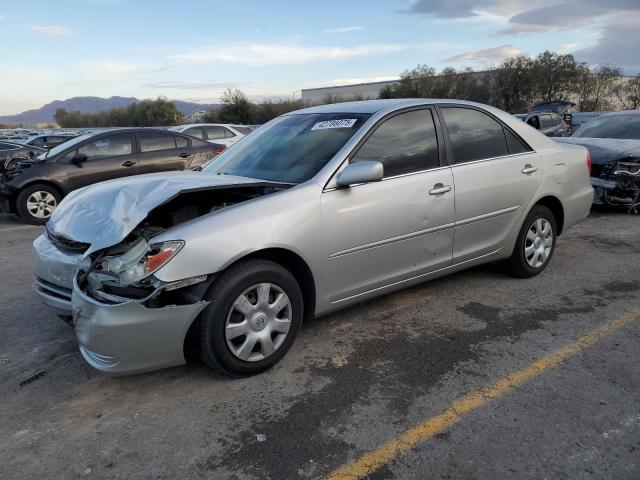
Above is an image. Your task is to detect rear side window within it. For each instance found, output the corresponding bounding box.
[175,135,189,148]
[351,109,440,177]
[184,127,204,139]
[505,129,531,154]
[78,133,134,160]
[441,107,509,163]
[224,128,236,138]
[205,126,226,140]
[540,114,553,129]
[139,132,176,152]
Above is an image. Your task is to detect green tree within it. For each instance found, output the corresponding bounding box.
[217,89,254,124]
[530,51,581,103]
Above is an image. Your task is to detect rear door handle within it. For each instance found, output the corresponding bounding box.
[429,183,452,195]
[121,160,136,167]
[522,164,538,174]
[179,152,191,158]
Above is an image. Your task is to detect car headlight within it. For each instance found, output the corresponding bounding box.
[89,239,184,288]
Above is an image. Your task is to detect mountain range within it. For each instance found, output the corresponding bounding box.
[0,96,221,126]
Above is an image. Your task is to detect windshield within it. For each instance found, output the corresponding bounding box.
[36,132,94,160]
[203,113,370,183]
[573,114,640,140]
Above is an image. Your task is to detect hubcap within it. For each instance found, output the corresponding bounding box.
[26,191,57,219]
[225,283,292,362]
[524,218,553,268]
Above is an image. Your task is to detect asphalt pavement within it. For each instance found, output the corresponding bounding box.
[0,209,639,479]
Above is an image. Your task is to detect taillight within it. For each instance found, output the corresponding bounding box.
[586,150,592,174]
[212,146,226,155]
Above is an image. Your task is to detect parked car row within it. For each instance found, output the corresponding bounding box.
[0,128,226,221]
[32,99,594,377]
[169,123,252,148]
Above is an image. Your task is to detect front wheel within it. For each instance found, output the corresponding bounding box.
[197,259,303,377]
[503,205,557,278]
[16,184,61,223]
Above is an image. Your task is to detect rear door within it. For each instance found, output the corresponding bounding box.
[438,106,541,263]
[64,132,138,191]
[137,131,191,174]
[321,107,455,301]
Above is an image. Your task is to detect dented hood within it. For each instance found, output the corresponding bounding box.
[555,137,640,165]
[47,171,273,255]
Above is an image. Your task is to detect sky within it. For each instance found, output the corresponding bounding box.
[0,0,638,115]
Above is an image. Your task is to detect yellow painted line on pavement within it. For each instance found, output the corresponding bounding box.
[327,308,640,480]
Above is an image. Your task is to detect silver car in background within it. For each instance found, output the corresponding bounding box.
[33,99,594,376]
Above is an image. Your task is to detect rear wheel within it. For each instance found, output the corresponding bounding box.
[16,184,61,223]
[503,205,557,278]
[197,259,303,377]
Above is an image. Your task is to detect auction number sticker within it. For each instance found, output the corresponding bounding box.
[311,119,357,130]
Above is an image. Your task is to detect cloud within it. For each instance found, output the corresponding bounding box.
[323,26,363,34]
[169,43,407,66]
[78,61,145,79]
[444,44,523,64]
[573,12,640,74]
[141,80,245,90]
[29,25,73,36]
[403,0,530,19]
[498,0,639,34]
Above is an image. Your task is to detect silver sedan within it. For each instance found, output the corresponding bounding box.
[33,99,594,376]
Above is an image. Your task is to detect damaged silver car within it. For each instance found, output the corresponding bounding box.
[33,99,594,376]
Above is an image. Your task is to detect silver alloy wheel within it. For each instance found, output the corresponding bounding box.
[225,283,292,362]
[26,191,57,219]
[524,218,553,268]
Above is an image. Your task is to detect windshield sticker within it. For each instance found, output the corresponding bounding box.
[311,119,358,130]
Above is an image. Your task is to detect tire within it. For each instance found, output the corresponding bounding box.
[503,205,557,278]
[197,259,303,377]
[16,184,61,224]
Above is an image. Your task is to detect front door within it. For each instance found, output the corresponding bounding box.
[64,132,138,192]
[321,108,455,302]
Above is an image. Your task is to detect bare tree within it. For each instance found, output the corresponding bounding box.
[576,64,621,112]
[614,74,640,110]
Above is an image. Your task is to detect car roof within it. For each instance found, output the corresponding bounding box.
[289,98,499,115]
[597,110,640,117]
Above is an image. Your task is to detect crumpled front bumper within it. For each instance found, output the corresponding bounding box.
[33,234,83,314]
[71,278,209,375]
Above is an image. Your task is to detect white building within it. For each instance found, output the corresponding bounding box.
[301,80,400,104]
[184,108,206,123]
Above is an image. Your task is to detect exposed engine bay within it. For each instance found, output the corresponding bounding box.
[75,184,290,304]
[593,159,640,214]
[0,155,40,180]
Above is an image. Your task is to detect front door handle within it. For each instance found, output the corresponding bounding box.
[121,160,136,167]
[522,164,538,174]
[429,183,452,195]
[179,152,191,158]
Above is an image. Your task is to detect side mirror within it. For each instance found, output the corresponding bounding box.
[336,161,383,187]
[72,153,88,165]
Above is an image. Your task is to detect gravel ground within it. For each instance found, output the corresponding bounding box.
[0,209,639,479]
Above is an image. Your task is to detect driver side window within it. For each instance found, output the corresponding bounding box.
[77,134,133,161]
[351,109,440,178]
